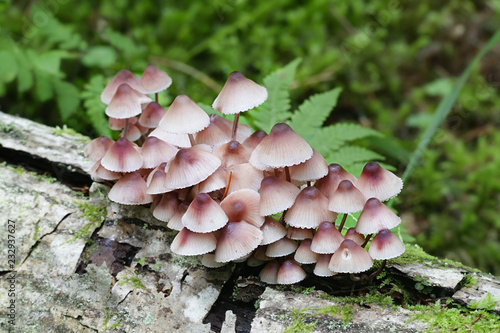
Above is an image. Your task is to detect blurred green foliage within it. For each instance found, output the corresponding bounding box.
[1,1,500,273]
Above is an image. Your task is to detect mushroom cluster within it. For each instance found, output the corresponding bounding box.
[85,66,406,285]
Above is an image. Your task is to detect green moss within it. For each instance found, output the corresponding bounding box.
[282,304,355,333]
[118,274,146,290]
[389,244,437,265]
[406,299,500,332]
[66,200,107,242]
[51,125,91,143]
[102,308,122,331]
[469,293,499,311]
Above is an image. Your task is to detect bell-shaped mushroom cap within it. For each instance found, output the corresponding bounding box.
[139,65,172,94]
[259,260,280,284]
[209,113,253,143]
[212,71,268,115]
[243,130,267,151]
[141,136,179,169]
[344,228,365,246]
[226,163,263,195]
[149,127,192,148]
[328,239,373,273]
[171,228,217,256]
[158,95,210,134]
[260,217,287,245]
[198,166,228,194]
[313,254,335,277]
[294,239,320,264]
[356,162,403,202]
[251,246,270,262]
[259,176,301,216]
[167,202,188,231]
[214,221,263,263]
[85,136,115,163]
[109,117,127,130]
[368,229,405,260]
[146,168,168,195]
[105,83,152,119]
[139,102,167,128]
[89,159,121,181]
[250,123,313,170]
[265,237,298,258]
[328,180,366,214]
[220,189,264,227]
[124,123,142,142]
[314,163,358,199]
[284,187,336,229]
[163,146,221,190]
[276,259,306,285]
[201,253,226,268]
[214,140,251,170]
[108,172,153,205]
[310,222,345,254]
[289,149,328,182]
[101,138,143,173]
[182,193,228,233]
[152,192,179,222]
[195,120,230,147]
[101,69,141,105]
[286,227,314,240]
[355,198,401,235]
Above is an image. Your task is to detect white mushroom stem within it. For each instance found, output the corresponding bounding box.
[122,118,130,138]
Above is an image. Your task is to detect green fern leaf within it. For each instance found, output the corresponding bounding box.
[288,87,342,140]
[309,122,382,155]
[325,146,384,169]
[82,75,112,137]
[251,58,301,132]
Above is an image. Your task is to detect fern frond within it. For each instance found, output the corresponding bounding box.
[82,75,112,137]
[309,122,382,155]
[250,58,301,132]
[323,145,384,172]
[288,87,342,140]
